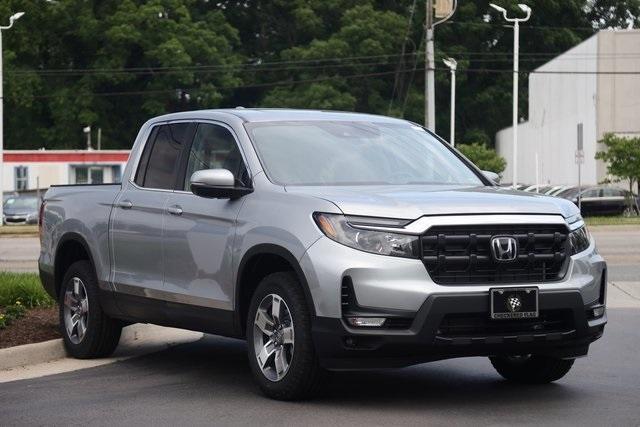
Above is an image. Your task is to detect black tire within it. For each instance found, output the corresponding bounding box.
[246,272,326,400]
[58,260,122,359]
[490,355,575,384]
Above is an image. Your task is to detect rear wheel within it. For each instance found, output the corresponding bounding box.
[59,260,122,358]
[246,272,325,400]
[490,354,575,384]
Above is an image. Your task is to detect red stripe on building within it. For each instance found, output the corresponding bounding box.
[3,152,130,163]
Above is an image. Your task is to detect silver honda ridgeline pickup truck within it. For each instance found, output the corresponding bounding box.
[39,109,606,400]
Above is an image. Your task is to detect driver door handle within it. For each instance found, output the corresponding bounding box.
[116,200,133,209]
[167,205,183,216]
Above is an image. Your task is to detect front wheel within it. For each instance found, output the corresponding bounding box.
[490,354,575,384]
[246,272,325,400]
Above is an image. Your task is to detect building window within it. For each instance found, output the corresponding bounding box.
[75,167,89,184]
[73,166,106,184]
[90,168,104,184]
[14,166,28,191]
[112,165,122,183]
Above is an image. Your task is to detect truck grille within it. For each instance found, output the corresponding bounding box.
[421,224,569,285]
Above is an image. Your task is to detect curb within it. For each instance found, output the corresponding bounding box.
[0,339,66,371]
[0,323,200,372]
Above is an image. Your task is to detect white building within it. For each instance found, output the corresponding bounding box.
[496,30,640,186]
[2,150,130,193]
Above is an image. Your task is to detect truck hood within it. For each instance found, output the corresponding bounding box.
[285,184,579,219]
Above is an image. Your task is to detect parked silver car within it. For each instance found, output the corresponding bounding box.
[3,195,40,225]
[39,109,607,400]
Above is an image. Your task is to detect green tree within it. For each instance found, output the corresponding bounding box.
[595,133,640,194]
[457,142,507,175]
[3,0,241,150]
[3,0,639,150]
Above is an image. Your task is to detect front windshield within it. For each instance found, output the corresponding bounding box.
[246,121,483,186]
[3,197,38,210]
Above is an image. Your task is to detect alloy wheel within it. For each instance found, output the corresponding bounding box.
[253,293,295,382]
[63,277,89,344]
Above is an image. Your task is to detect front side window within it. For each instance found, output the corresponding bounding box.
[183,124,247,191]
[246,121,483,186]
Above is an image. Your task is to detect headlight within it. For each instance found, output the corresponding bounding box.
[569,225,591,255]
[313,212,420,258]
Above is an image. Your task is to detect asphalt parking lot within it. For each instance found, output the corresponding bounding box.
[1,306,639,426]
[1,226,639,425]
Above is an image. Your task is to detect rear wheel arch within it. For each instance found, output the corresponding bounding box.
[54,233,97,298]
[235,244,316,336]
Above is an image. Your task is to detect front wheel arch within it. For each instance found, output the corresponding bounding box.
[235,244,316,336]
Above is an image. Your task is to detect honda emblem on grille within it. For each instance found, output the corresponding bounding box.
[490,236,518,262]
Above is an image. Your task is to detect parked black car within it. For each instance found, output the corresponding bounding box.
[2,195,40,225]
[559,186,639,217]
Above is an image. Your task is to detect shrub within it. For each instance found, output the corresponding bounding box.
[457,142,507,175]
[0,273,55,309]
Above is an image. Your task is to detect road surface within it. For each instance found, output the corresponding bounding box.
[1,226,639,425]
[0,305,638,426]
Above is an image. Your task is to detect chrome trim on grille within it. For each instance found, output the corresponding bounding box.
[350,214,569,235]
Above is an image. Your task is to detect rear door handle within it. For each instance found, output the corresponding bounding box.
[167,205,183,216]
[117,200,133,209]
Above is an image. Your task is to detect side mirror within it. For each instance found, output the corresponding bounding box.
[482,170,500,185]
[190,169,253,199]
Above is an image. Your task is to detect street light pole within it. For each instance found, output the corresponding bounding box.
[0,12,25,226]
[443,57,457,147]
[489,3,531,189]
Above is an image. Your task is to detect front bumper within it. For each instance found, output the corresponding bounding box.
[313,290,606,369]
[3,215,37,225]
[301,232,607,369]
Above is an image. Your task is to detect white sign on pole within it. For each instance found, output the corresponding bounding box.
[434,0,454,18]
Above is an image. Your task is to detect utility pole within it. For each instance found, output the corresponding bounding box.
[425,0,435,131]
[425,0,457,132]
[490,3,531,189]
[0,12,25,227]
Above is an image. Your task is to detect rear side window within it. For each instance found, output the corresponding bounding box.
[583,188,601,198]
[602,188,623,197]
[135,123,191,190]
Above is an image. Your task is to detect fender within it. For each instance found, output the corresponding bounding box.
[54,232,99,294]
[234,244,316,334]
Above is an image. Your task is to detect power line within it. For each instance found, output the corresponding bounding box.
[8,53,423,75]
[8,59,406,77]
[27,66,640,100]
[30,68,426,99]
[9,52,640,77]
[444,20,599,32]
